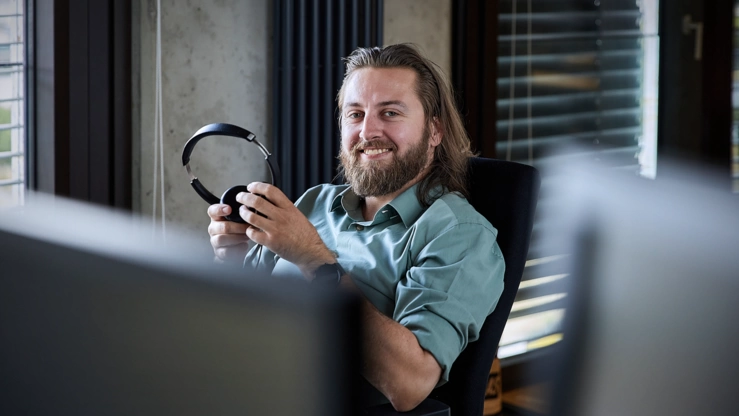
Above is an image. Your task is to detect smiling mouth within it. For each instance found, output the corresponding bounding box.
[361,148,392,156]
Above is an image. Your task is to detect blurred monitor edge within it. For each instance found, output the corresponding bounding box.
[0,191,361,416]
[543,161,739,416]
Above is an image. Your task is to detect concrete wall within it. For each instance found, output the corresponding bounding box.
[383,0,452,78]
[134,0,451,247]
[136,0,271,246]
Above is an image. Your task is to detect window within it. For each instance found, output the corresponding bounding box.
[496,0,660,361]
[0,0,24,207]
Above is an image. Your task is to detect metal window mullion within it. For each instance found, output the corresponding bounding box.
[497,68,641,84]
[498,48,642,64]
[0,178,22,186]
[498,107,642,128]
[0,66,24,74]
[499,30,644,42]
[0,151,23,160]
[0,123,23,131]
[497,126,642,147]
[498,10,641,21]
[497,88,641,106]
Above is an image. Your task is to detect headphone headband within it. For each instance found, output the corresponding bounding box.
[182,123,281,206]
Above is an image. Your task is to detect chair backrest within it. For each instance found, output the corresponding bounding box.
[429,157,540,415]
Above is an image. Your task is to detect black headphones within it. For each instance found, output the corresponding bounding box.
[182,123,281,223]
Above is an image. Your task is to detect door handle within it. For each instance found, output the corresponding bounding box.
[682,14,703,61]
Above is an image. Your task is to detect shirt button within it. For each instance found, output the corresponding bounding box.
[355,225,364,231]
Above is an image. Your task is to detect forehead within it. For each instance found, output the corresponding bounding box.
[342,67,420,107]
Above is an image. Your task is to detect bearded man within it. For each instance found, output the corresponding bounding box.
[206,44,505,412]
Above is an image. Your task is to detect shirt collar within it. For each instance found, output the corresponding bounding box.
[387,184,425,228]
[330,187,363,221]
[329,183,430,228]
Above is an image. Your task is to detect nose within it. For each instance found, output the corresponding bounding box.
[360,113,382,141]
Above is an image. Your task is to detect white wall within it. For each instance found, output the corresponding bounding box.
[134,0,451,246]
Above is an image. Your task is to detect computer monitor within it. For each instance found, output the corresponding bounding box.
[546,164,739,416]
[0,193,360,416]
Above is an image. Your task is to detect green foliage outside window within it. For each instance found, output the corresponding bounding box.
[0,107,11,179]
[0,107,10,149]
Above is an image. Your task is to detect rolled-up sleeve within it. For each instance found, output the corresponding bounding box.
[394,221,505,385]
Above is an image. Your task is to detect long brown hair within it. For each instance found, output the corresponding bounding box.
[337,43,473,206]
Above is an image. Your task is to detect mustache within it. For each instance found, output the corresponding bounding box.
[350,140,397,153]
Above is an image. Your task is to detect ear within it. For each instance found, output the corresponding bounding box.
[429,117,443,147]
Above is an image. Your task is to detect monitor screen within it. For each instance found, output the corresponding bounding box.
[547,164,739,416]
[0,193,360,416]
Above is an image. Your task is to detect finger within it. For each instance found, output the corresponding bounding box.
[208,218,250,236]
[211,233,250,248]
[245,226,267,246]
[214,244,250,262]
[207,204,232,220]
[239,205,270,231]
[237,192,274,218]
[246,182,292,208]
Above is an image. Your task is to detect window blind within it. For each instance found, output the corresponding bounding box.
[496,0,659,361]
[0,0,25,208]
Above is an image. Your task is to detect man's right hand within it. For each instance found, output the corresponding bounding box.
[207,204,251,263]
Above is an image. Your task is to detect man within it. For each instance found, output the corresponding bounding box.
[207,44,505,412]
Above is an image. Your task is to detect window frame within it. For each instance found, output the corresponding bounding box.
[0,0,27,205]
[26,0,132,209]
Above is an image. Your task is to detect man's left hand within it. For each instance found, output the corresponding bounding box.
[236,182,335,279]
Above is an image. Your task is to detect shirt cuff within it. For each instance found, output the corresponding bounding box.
[400,310,464,386]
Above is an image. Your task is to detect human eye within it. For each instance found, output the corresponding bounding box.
[346,111,363,120]
[383,110,399,117]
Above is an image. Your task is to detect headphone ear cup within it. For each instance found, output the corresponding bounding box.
[220,185,248,224]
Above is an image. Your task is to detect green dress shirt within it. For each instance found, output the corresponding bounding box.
[245,183,505,384]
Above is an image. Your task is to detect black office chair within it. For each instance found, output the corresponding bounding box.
[367,157,541,416]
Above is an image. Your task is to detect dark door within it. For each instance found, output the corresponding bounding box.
[659,0,734,184]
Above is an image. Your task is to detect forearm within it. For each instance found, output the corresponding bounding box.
[295,244,336,279]
[358,295,442,412]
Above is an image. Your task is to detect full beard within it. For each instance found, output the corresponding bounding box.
[340,127,432,198]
